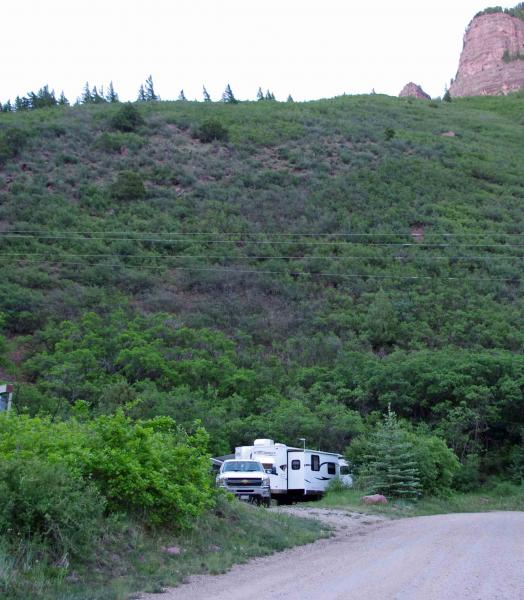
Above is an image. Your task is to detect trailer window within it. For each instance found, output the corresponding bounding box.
[311,455,320,471]
[291,459,301,470]
[327,462,336,475]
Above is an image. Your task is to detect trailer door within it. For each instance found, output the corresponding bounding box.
[287,451,304,490]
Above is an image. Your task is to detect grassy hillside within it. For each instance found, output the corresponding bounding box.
[0,93,522,475]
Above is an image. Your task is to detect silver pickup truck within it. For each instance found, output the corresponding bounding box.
[216,459,271,507]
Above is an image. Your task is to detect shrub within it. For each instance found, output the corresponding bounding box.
[0,412,214,529]
[195,119,229,143]
[110,102,145,132]
[83,414,213,526]
[0,127,27,164]
[0,457,104,560]
[110,171,146,201]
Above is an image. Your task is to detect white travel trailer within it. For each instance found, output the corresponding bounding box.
[235,439,347,503]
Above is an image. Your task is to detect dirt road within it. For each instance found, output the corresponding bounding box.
[144,509,524,600]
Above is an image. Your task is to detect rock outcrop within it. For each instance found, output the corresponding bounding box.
[450,12,524,97]
[399,82,431,100]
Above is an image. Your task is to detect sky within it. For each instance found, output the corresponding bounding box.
[1,1,516,103]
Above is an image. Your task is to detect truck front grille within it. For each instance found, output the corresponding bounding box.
[226,478,262,487]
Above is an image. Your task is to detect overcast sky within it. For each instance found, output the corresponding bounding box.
[1,1,515,103]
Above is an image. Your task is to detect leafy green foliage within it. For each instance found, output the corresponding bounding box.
[0,127,27,164]
[110,170,146,200]
[110,102,145,132]
[0,457,104,560]
[0,411,213,528]
[195,119,229,142]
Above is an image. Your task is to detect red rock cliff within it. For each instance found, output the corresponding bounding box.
[449,13,524,97]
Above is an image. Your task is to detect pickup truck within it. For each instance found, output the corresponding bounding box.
[216,459,271,506]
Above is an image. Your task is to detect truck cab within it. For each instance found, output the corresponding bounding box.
[215,459,271,506]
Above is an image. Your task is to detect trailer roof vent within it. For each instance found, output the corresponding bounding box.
[254,439,274,446]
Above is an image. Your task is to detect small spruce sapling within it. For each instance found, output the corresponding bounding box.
[364,405,422,500]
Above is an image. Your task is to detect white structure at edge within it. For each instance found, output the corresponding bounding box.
[235,439,352,502]
[0,384,13,412]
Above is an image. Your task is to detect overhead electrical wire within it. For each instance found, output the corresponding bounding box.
[0,252,522,262]
[0,233,521,248]
[1,229,522,238]
[0,257,518,283]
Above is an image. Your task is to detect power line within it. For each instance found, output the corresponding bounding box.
[0,233,522,248]
[1,229,523,238]
[0,257,518,283]
[0,252,522,262]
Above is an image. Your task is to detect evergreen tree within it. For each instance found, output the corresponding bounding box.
[257,87,264,101]
[58,91,69,106]
[3,100,13,112]
[443,87,452,102]
[178,89,187,101]
[28,85,57,110]
[222,83,238,104]
[202,86,211,102]
[287,94,294,103]
[91,85,106,104]
[106,81,119,103]
[137,84,147,102]
[265,89,275,101]
[145,75,158,101]
[14,96,30,111]
[364,405,422,499]
[81,82,93,104]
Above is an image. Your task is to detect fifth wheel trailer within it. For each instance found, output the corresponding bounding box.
[235,439,348,503]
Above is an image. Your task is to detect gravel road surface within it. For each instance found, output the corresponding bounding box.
[143,509,524,600]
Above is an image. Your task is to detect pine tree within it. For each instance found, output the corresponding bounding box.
[443,86,452,102]
[137,84,147,102]
[257,87,264,101]
[287,94,294,103]
[202,86,211,102]
[3,100,13,112]
[145,75,158,101]
[91,85,106,104]
[14,96,30,111]
[106,81,119,103]
[364,405,421,499]
[265,89,275,101]
[81,82,93,104]
[178,89,187,101]
[58,91,69,106]
[222,83,238,104]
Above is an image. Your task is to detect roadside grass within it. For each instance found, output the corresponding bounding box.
[0,494,327,600]
[318,482,524,518]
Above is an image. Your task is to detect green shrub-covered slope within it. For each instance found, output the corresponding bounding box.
[0,93,522,480]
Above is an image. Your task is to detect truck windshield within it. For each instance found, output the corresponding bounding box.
[222,461,262,472]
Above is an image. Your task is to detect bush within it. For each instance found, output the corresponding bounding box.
[0,127,27,164]
[195,119,229,143]
[110,171,146,201]
[82,413,214,527]
[0,412,214,529]
[0,457,104,559]
[110,102,145,132]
